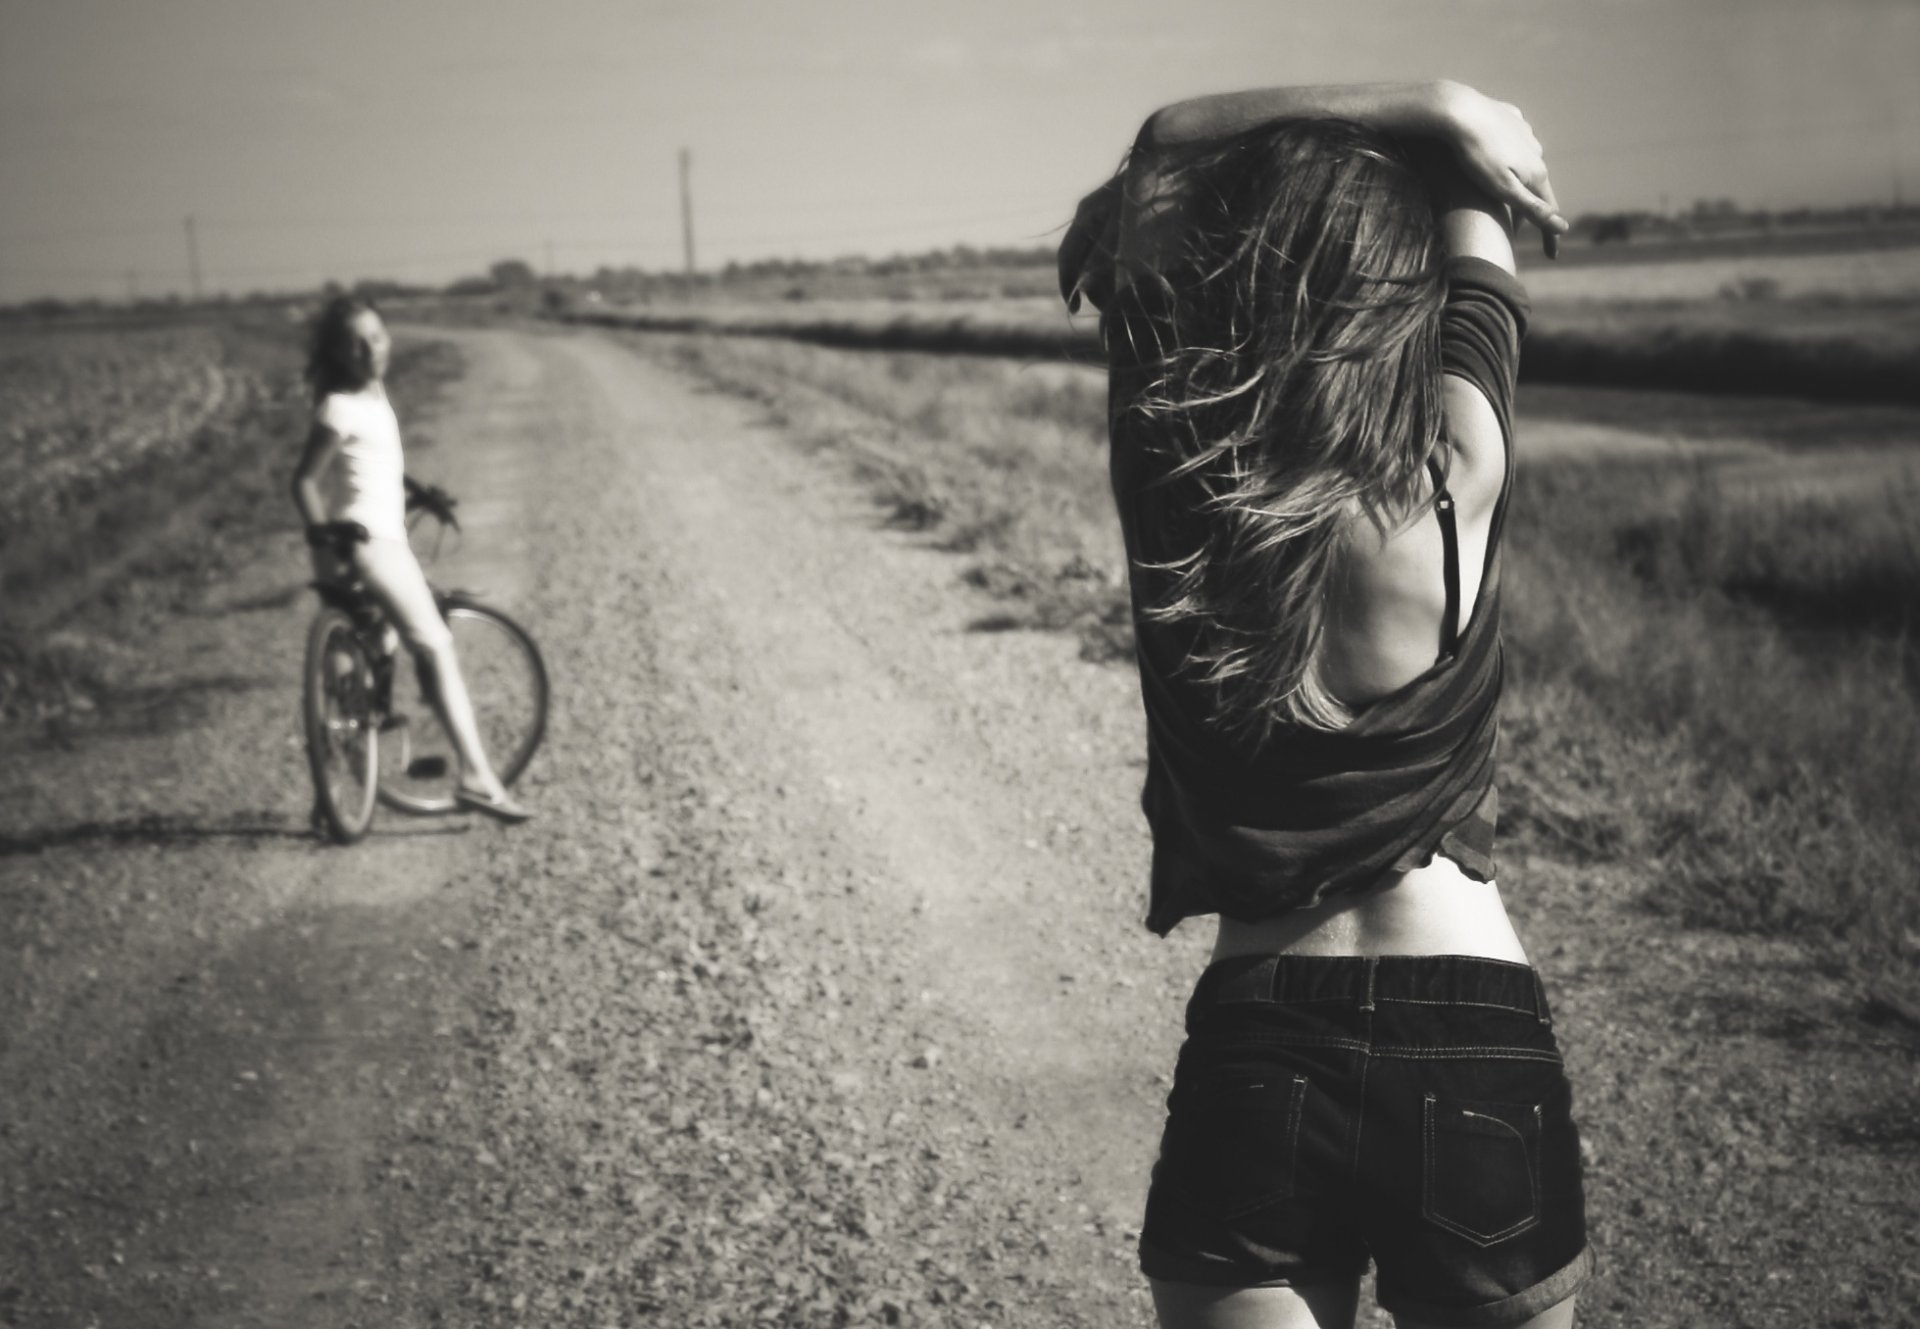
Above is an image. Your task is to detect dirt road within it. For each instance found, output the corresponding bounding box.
[3,326,1915,1328]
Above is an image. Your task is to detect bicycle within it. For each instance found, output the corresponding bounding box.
[301,484,548,844]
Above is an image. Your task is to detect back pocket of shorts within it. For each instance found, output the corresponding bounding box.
[1164,1071,1308,1218]
[1422,1093,1541,1246]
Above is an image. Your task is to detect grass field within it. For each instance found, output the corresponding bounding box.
[8,289,1917,994]
[0,323,241,539]
[1520,238,1920,302]
[0,312,462,724]
[571,241,1920,405]
[627,327,1920,1001]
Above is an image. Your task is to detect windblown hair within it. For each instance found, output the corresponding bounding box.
[1129,117,1448,739]
[305,295,381,401]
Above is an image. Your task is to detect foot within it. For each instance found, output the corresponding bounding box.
[454,784,534,824]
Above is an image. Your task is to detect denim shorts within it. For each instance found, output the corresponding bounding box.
[1140,954,1593,1327]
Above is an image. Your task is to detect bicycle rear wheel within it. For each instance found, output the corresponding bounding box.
[303,608,379,843]
[377,598,548,815]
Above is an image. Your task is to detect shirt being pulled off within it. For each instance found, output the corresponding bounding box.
[1103,257,1529,936]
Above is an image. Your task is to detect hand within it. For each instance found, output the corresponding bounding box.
[1058,174,1123,313]
[306,520,370,550]
[405,480,460,528]
[1435,82,1566,257]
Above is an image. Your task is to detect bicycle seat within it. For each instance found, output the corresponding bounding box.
[311,579,381,624]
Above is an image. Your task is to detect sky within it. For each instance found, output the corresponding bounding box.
[3,0,1917,303]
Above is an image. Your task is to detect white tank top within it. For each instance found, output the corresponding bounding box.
[316,389,407,542]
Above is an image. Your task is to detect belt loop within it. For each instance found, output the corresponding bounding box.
[1532,970,1553,1027]
[1359,957,1378,1013]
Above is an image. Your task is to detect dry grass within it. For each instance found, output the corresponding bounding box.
[1521,242,1920,303]
[1501,457,1920,979]
[630,326,1920,994]
[0,314,466,725]
[571,259,1920,406]
[630,334,1132,660]
[0,324,236,537]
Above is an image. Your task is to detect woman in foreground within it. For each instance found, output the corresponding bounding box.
[291,296,533,825]
[1059,82,1589,1328]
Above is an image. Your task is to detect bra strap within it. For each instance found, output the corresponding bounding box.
[1427,457,1461,657]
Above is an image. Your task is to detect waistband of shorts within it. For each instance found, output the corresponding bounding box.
[1190,953,1552,1023]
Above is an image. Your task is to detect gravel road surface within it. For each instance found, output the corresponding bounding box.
[3,326,1914,1328]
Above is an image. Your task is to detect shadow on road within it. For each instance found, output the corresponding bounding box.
[0,811,478,858]
[0,811,311,857]
[189,584,308,617]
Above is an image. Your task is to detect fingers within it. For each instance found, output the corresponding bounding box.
[1502,168,1567,260]
[1536,174,1565,258]
[1506,108,1565,258]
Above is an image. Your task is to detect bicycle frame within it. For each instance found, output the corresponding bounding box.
[302,487,546,837]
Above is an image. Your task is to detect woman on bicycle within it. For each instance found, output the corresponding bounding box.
[1059,81,1588,1327]
[290,295,533,825]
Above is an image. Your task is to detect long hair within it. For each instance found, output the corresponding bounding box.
[305,295,380,401]
[1129,118,1447,740]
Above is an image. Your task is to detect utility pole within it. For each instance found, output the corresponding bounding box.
[679,147,695,277]
[1890,112,1905,212]
[184,215,203,300]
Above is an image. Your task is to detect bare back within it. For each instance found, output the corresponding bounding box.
[1221,191,1527,964]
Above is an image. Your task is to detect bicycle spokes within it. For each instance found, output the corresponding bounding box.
[304,612,380,843]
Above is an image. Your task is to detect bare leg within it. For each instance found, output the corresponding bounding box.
[408,636,506,796]
[352,539,507,798]
[1396,1297,1576,1329]
[1150,1279,1360,1329]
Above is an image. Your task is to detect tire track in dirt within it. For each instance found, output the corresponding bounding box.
[0,332,548,1327]
[551,331,1196,1201]
[6,323,1916,1328]
[366,327,1209,1325]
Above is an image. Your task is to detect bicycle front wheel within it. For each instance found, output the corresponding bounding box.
[377,599,548,815]
[303,609,379,843]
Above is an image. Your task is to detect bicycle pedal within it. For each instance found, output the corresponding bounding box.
[379,713,410,733]
[406,756,450,779]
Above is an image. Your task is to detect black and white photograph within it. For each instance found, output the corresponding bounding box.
[3,2,1917,1325]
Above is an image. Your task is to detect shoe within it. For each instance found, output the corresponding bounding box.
[454,786,535,824]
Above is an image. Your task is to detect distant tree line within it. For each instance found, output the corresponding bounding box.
[8,201,1920,320]
[1566,198,1920,247]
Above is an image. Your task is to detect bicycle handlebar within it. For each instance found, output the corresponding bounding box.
[403,477,460,532]
[306,480,460,572]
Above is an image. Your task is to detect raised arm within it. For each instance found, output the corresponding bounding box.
[1437,173,1520,276]
[1133,81,1456,150]
[1060,80,1562,311]
[1140,81,1560,252]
